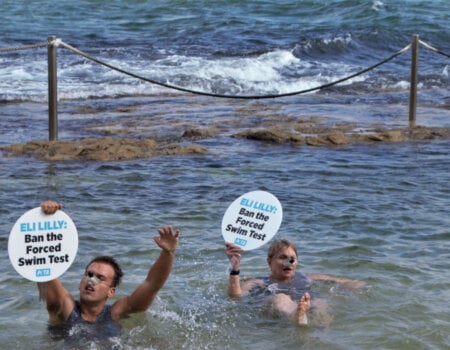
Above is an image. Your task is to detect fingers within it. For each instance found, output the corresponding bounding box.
[225,242,242,270]
[40,200,62,215]
[154,226,180,253]
[225,242,243,254]
[157,225,180,237]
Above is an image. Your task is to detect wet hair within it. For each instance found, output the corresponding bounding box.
[85,256,124,287]
[267,238,298,261]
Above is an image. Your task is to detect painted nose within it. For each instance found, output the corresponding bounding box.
[85,272,100,286]
[282,257,295,268]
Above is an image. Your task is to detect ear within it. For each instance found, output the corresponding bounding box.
[107,287,116,299]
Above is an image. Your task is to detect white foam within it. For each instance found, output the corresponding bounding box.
[0,47,371,101]
[322,34,353,46]
[372,1,385,11]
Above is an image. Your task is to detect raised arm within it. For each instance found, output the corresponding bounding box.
[225,242,244,297]
[111,226,180,320]
[38,279,75,324]
[225,242,266,297]
[37,200,74,324]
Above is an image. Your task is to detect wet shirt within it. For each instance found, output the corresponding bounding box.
[48,301,122,346]
[250,272,313,301]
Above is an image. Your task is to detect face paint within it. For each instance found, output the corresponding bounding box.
[85,271,100,286]
[282,257,296,268]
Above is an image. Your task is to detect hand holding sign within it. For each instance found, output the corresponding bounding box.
[221,191,282,250]
[8,206,78,282]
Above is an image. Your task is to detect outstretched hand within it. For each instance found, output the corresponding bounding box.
[225,242,243,271]
[153,226,180,254]
[41,201,62,215]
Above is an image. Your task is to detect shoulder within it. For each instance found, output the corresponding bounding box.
[241,278,265,293]
[296,271,312,281]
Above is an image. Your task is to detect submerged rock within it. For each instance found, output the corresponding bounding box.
[0,137,207,161]
[234,126,450,147]
[1,114,449,162]
[305,131,350,146]
[182,128,220,139]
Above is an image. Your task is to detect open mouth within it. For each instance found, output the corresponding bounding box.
[85,285,95,292]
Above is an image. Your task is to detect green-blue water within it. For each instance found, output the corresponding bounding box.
[1,0,449,349]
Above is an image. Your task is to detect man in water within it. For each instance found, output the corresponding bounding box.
[225,238,365,326]
[38,200,180,342]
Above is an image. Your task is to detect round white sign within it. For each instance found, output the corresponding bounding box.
[221,190,283,250]
[8,207,78,282]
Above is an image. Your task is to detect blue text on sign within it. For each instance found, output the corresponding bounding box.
[36,268,51,277]
[240,197,277,214]
[234,237,247,247]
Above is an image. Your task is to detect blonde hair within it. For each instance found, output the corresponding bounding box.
[267,238,298,261]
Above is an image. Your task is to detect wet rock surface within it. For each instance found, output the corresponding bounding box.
[1,137,207,161]
[1,109,449,161]
[235,125,450,145]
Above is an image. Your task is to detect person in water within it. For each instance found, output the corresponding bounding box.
[225,238,365,326]
[37,200,180,341]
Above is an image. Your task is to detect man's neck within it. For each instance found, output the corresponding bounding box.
[79,300,107,322]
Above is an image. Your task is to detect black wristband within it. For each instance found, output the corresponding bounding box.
[230,269,240,276]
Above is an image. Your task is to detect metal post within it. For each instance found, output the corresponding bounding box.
[47,36,58,141]
[408,34,419,128]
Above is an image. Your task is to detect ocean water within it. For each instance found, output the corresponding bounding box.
[1,1,449,349]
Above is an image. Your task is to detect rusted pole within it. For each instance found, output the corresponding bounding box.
[47,36,58,141]
[408,34,419,128]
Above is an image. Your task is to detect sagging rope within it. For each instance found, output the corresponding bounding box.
[0,42,48,53]
[59,40,412,99]
[0,38,447,99]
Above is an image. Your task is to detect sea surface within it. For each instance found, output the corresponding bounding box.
[0,1,449,349]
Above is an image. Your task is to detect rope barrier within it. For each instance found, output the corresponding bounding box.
[419,40,450,59]
[1,36,447,141]
[59,40,412,99]
[0,42,48,53]
[0,37,446,101]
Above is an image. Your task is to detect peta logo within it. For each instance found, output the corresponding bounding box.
[36,268,51,277]
[234,237,247,247]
